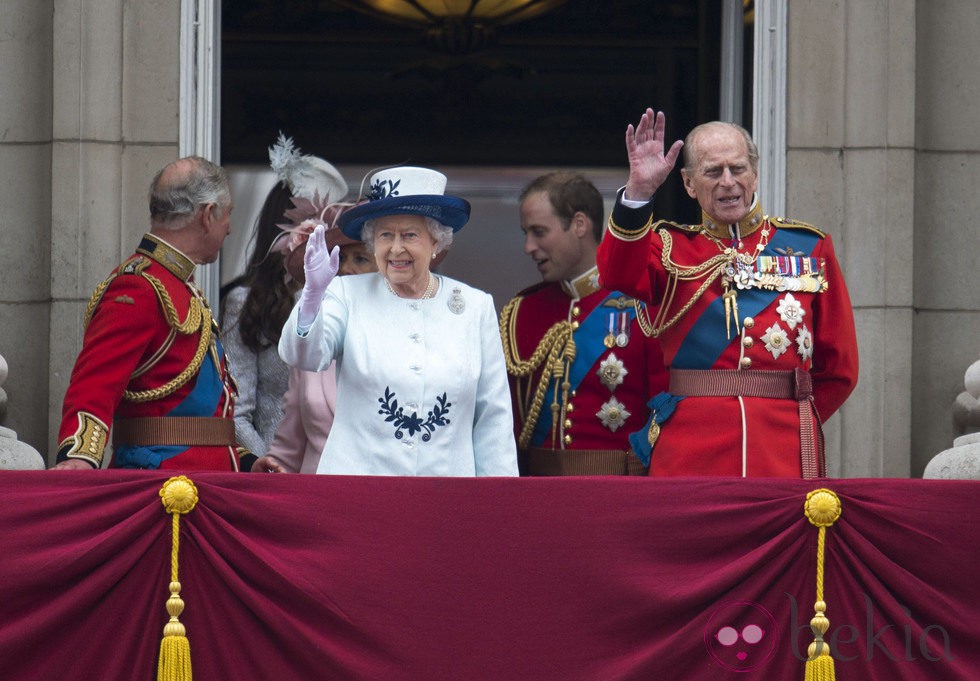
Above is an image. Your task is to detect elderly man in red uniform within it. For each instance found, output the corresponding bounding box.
[52,156,249,471]
[500,172,668,475]
[597,109,858,478]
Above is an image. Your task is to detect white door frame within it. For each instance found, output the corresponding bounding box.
[720,0,787,216]
[179,0,787,306]
[751,0,787,216]
[179,0,222,308]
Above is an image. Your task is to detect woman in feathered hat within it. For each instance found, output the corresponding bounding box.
[274,166,518,476]
[222,135,371,463]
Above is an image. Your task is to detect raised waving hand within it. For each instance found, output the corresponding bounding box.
[623,109,684,202]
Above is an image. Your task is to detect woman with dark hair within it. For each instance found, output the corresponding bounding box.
[221,135,350,457]
[220,182,299,457]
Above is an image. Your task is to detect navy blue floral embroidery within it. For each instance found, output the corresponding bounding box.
[369,178,400,201]
[378,387,451,442]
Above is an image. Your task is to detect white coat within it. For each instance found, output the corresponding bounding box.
[279,272,518,476]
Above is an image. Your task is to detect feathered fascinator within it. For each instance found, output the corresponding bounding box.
[268,133,356,255]
[269,132,347,204]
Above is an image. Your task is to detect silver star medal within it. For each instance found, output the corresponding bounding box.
[448,287,465,314]
[596,397,630,432]
[597,353,627,392]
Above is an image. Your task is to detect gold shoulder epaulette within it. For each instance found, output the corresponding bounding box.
[84,256,154,325]
[770,216,826,238]
[83,256,167,326]
[120,255,151,275]
[654,219,699,234]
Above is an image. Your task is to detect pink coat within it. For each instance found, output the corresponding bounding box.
[266,363,338,473]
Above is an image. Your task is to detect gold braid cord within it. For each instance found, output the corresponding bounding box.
[81,261,212,404]
[500,298,576,449]
[635,228,730,338]
[123,273,212,403]
[607,212,654,241]
[83,274,116,328]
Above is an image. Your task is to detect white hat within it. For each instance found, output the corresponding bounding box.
[337,166,471,240]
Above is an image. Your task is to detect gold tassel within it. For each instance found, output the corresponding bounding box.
[157,476,199,681]
[803,488,841,681]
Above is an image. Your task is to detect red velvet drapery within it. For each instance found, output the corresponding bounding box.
[2,471,976,680]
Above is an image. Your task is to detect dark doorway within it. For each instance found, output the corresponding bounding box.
[222,0,729,224]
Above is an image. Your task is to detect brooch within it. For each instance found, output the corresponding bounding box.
[448,287,465,314]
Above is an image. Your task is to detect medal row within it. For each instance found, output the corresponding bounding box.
[603,311,632,348]
[731,270,827,293]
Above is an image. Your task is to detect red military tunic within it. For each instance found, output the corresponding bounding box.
[57,233,244,470]
[596,196,858,478]
[499,266,668,475]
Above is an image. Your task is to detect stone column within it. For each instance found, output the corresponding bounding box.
[0,0,54,463]
[786,0,916,476]
[911,1,980,475]
[47,0,182,462]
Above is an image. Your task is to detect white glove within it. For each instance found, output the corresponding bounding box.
[297,224,340,328]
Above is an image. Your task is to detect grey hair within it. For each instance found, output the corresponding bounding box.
[361,216,454,254]
[148,156,231,227]
[682,122,760,174]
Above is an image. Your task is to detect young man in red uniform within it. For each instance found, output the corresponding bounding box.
[500,172,668,475]
[597,109,858,478]
[52,156,250,471]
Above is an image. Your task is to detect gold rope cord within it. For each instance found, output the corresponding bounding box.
[499,298,577,449]
[635,229,730,338]
[81,265,214,403]
[145,272,207,335]
[122,273,212,403]
[83,274,117,328]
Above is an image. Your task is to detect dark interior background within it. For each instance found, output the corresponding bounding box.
[222,0,734,225]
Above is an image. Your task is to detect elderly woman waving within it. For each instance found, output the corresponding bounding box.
[273,166,518,476]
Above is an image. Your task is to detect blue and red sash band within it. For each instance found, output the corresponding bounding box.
[529,293,636,448]
[671,227,820,370]
[630,228,822,464]
[113,344,226,469]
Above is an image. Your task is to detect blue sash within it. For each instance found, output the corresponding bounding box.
[629,228,820,464]
[671,228,819,369]
[529,293,634,447]
[114,342,226,469]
